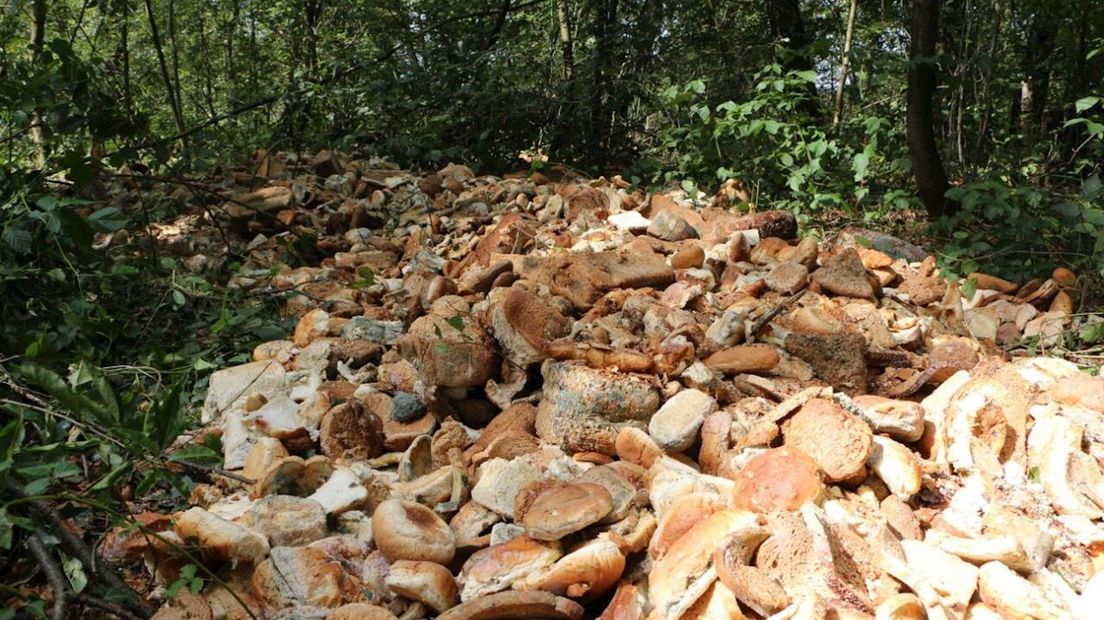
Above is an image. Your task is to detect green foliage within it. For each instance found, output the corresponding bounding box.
[166,564,206,600]
[932,175,1104,281]
[652,64,912,219]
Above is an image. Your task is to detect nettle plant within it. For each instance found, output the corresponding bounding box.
[653,64,908,219]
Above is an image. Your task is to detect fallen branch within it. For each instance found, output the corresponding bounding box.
[748,288,807,341]
[25,533,151,620]
[76,593,148,620]
[5,483,153,618]
[25,535,70,620]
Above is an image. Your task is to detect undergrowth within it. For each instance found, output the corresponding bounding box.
[0,171,293,614]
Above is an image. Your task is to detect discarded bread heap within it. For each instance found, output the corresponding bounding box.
[122,151,1104,620]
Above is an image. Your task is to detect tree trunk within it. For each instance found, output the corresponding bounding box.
[972,0,1003,164]
[766,0,820,116]
[483,0,513,53]
[588,0,619,167]
[1019,13,1057,145]
[303,0,324,79]
[906,0,952,218]
[29,0,47,163]
[144,0,187,141]
[119,0,131,116]
[833,0,858,129]
[168,0,184,125]
[557,0,574,80]
[226,0,238,91]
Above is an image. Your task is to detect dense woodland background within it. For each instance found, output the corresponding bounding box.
[0,0,1103,614]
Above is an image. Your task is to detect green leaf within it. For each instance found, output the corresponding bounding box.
[87,207,129,232]
[90,461,133,491]
[852,152,870,182]
[2,228,33,253]
[62,553,88,593]
[1083,175,1102,199]
[0,417,23,473]
[1075,96,1101,113]
[0,508,12,550]
[445,315,465,332]
[960,278,978,300]
[356,267,376,286]
[167,445,221,465]
[17,363,113,427]
[1080,323,1104,344]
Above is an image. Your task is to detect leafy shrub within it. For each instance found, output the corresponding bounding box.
[650,64,913,219]
[932,175,1104,281]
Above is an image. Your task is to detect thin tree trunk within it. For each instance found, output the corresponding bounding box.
[197,6,217,117]
[833,0,858,129]
[226,0,238,90]
[483,0,513,53]
[168,0,184,126]
[972,0,1002,163]
[303,0,323,78]
[249,1,258,97]
[144,0,187,141]
[29,0,48,163]
[557,0,574,80]
[906,0,952,218]
[589,0,619,166]
[120,0,131,116]
[1019,13,1057,145]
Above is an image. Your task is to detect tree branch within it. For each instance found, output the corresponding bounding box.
[25,535,70,620]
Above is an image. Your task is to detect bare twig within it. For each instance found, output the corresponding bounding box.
[169,460,255,485]
[76,593,148,620]
[748,288,807,341]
